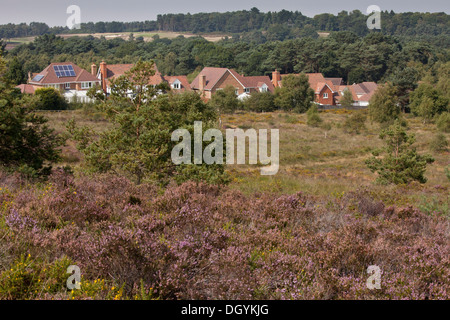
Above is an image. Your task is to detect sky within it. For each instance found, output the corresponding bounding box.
[0,0,448,27]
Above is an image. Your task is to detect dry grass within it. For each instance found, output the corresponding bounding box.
[221,110,449,210]
[44,109,449,210]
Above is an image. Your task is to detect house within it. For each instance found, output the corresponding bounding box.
[164,75,192,92]
[26,62,101,103]
[272,70,377,106]
[94,61,191,94]
[350,82,378,106]
[191,67,274,100]
[272,70,342,105]
[334,82,378,106]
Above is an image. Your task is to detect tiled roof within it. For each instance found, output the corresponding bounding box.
[164,75,192,92]
[351,82,378,99]
[191,67,231,91]
[16,84,35,94]
[28,62,99,85]
[242,76,275,92]
[325,78,343,87]
[279,73,336,93]
[103,63,164,86]
[192,67,277,92]
[191,67,249,90]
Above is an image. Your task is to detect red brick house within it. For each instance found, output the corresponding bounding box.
[94,61,191,94]
[191,67,274,100]
[272,70,341,105]
[272,70,377,106]
[25,62,101,103]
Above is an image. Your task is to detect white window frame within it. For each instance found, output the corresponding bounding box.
[244,88,250,93]
[65,83,70,89]
[81,82,92,89]
[323,93,328,99]
[173,82,180,89]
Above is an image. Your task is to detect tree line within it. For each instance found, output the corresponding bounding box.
[3,30,448,88]
[0,8,448,41]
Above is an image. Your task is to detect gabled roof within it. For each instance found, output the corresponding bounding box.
[242,76,275,92]
[325,78,343,87]
[102,64,133,82]
[101,63,165,86]
[191,67,246,91]
[164,75,192,92]
[336,83,378,102]
[352,82,378,96]
[16,84,35,94]
[278,72,337,93]
[28,62,99,85]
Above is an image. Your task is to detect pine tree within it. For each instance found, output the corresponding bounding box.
[0,55,64,177]
[70,59,227,185]
[365,120,434,184]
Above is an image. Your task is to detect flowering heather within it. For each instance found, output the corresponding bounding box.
[0,169,448,300]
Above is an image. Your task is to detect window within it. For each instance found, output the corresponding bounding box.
[235,88,239,95]
[323,93,328,99]
[173,82,180,89]
[244,88,250,93]
[81,82,92,89]
[65,83,70,89]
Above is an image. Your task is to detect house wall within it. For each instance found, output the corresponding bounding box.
[212,71,244,95]
[316,87,335,105]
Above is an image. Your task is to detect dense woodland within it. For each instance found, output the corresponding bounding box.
[0,8,449,41]
[1,8,449,88]
[1,29,449,88]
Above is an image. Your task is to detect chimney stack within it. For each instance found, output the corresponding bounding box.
[91,63,98,77]
[199,74,206,91]
[272,70,281,88]
[100,61,107,93]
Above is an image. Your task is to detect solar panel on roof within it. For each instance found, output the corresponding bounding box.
[53,65,76,78]
[32,75,44,82]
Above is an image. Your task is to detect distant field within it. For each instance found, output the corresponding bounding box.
[6,31,229,50]
[43,109,450,213]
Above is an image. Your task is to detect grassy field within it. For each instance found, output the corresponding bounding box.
[6,31,229,50]
[43,108,450,215]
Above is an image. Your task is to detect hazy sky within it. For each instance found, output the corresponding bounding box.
[0,0,448,27]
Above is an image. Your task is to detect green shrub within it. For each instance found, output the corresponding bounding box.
[436,112,450,132]
[243,91,276,112]
[35,87,68,110]
[430,133,448,152]
[343,111,367,134]
[306,105,322,127]
[0,254,73,299]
